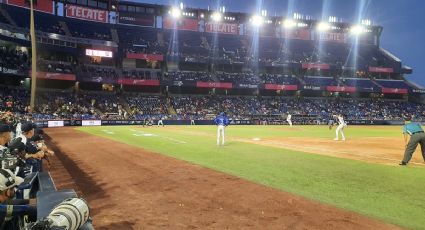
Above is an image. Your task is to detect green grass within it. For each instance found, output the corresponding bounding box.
[77,125,425,229]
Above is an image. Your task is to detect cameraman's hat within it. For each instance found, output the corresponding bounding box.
[21,122,35,133]
[8,137,26,152]
[0,124,11,133]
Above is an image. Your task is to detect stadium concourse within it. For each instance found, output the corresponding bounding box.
[0,0,425,229]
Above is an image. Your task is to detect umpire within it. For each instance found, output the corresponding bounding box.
[400,115,425,166]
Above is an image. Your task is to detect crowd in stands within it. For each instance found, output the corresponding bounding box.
[170,96,425,121]
[0,46,28,74]
[127,95,168,119]
[79,65,119,83]
[37,59,73,74]
[122,69,160,80]
[164,71,299,85]
[2,87,424,122]
[0,87,29,113]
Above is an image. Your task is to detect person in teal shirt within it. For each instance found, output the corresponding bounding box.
[400,116,425,165]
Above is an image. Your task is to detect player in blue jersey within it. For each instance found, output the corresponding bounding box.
[214,112,230,146]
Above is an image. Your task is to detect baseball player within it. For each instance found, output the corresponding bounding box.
[214,112,230,146]
[334,114,346,141]
[0,124,12,156]
[157,116,164,127]
[328,116,335,130]
[286,113,292,127]
[399,116,425,165]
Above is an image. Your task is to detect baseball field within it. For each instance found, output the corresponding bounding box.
[45,125,425,230]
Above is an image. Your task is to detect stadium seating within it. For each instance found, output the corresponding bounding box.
[375,79,412,89]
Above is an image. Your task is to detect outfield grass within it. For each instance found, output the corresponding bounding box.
[78,125,425,230]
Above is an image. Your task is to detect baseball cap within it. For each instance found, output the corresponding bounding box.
[0,169,24,191]
[8,137,26,152]
[21,122,35,133]
[34,128,44,135]
[0,124,11,133]
[30,134,43,142]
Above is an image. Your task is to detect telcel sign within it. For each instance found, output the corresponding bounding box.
[85,49,113,58]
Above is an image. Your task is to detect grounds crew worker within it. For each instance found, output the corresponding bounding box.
[399,116,425,166]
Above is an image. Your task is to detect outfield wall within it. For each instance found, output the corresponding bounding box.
[33,119,406,128]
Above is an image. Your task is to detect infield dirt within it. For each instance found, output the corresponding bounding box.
[45,128,402,230]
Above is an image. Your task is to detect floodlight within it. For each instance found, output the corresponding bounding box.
[283,19,296,29]
[350,25,365,35]
[170,7,181,18]
[250,15,264,27]
[211,12,222,22]
[317,22,330,31]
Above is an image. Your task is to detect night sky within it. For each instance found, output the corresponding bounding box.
[131,0,425,87]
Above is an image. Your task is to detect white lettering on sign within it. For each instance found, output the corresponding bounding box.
[66,5,108,23]
[85,49,113,58]
[205,22,238,34]
[319,32,346,42]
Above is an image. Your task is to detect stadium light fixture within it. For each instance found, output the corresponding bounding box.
[282,19,296,29]
[350,25,365,35]
[211,12,222,22]
[250,15,264,27]
[317,22,330,31]
[170,7,182,19]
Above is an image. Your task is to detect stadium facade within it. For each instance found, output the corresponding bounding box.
[0,0,425,126]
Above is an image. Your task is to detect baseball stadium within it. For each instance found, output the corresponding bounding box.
[0,0,425,229]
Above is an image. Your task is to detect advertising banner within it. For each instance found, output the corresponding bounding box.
[318,32,347,43]
[281,29,310,40]
[264,84,298,91]
[302,63,330,70]
[357,86,377,93]
[205,22,239,35]
[163,17,198,31]
[48,120,64,128]
[30,71,76,81]
[196,81,233,89]
[86,49,113,58]
[66,4,108,23]
[79,76,116,84]
[162,80,196,87]
[1,67,18,75]
[368,67,394,73]
[118,12,155,27]
[236,83,259,89]
[303,85,323,91]
[381,88,408,94]
[117,78,160,86]
[326,86,357,93]
[82,120,102,126]
[7,0,53,13]
[126,53,164,61]
[412,89,425,94]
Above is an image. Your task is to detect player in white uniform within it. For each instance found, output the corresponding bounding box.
[334,114,346,141]
[157,116,164,127]
[286,113,292,127]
